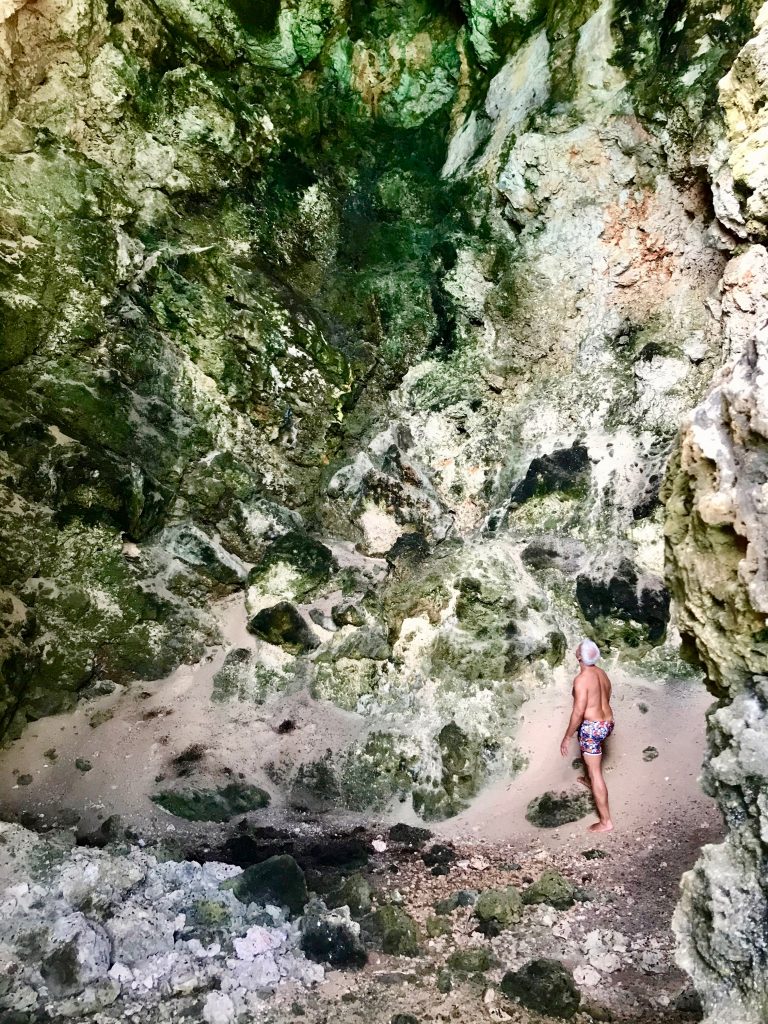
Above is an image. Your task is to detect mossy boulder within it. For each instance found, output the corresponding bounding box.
[247,602,319,653]
[151,782,270,822]
[331,601,366,627]
[522,871,576,910]
[326,874,374,919]
[362,905,421,957]
[474,886,522,936]
[230,855,308,916]
[526,789,594,828]
[500,958,581,1019]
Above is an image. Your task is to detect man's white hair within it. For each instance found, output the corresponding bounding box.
[578,639,600,665]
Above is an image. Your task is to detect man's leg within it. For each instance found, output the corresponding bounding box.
[584,753,613,832]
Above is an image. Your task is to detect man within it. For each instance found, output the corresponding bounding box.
[559,639,614,833]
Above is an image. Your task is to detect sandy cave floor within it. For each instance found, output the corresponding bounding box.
[0,594,722,1023]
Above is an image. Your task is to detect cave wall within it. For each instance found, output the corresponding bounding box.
[0,0,764,828]
[666,8,768,1020]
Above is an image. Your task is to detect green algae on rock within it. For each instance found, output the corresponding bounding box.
[151,782,270,822]
[526,789,594,828]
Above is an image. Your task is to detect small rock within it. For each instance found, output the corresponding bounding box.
[372,839,388,853]
[391,1015,419,1024]
[435,889,478,915]
[475,886,522,936]
[388,823,432,848]
[500,959,581,1019]
[75,759,93,773]
[582,849,607,860]
[522,870,576,910]
[422,843,455,867]
[642,746,659,761]
[17,774,33,786]
[447,947,494,973]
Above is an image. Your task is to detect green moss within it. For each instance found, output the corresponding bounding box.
[151,782,270,821]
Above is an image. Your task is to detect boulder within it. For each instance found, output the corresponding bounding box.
[522,870,576,910]
[474,886,522,936]
[388,823,432,848]
[300,899,367,968]
[526,789,593,828]
[326,873,373,918]
[362,905,421,956]
[422,843,455,867]
[500,958,581,1019]
[230,855,308,916]
[247,602,319,653]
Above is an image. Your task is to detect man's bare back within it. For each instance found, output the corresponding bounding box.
[577,664,613,722]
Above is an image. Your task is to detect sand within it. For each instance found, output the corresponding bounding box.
[0,592,718,861]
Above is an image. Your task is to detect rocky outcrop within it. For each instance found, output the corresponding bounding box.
[0,822,323,1021]
[0,0,761,833]
[665,9,768,1022]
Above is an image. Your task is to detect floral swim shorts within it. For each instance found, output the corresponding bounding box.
[578,719,614,756]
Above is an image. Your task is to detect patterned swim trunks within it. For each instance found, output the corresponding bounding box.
[578,719,614,756]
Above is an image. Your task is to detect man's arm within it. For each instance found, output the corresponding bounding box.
[560,679,588,757]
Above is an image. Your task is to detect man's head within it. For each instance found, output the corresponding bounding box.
[576,638,600,666]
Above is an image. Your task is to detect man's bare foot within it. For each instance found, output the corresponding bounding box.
[588,821,614,833]
[576,776,590,788]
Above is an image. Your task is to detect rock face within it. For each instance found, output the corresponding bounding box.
[0,0,755,825]
[664,9,768,1023]
[2,8,768,1015]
